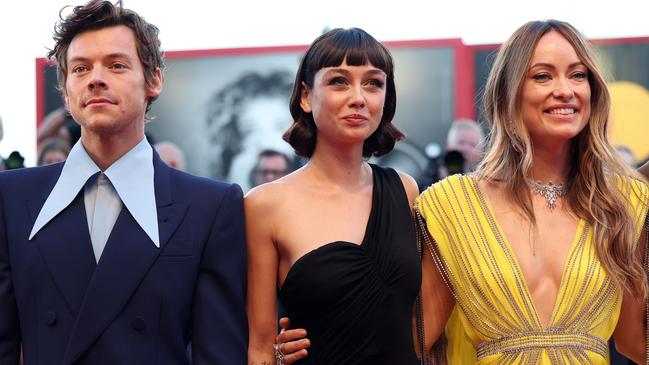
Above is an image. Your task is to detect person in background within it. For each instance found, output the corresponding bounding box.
[154,141,186,171]
[424,119,485,186]
[445,118,484,172]
[251,149,291,187]
[206,70,294,191]
[37,106,79,148]
[37,138,71,166]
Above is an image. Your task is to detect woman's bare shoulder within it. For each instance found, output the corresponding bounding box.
[396,171,419,208]
[245,172,305,211]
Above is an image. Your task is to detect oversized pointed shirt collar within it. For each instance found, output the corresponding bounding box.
[29,137,160,247]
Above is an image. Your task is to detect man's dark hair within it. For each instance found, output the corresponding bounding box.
[257,149,290,166]
[284,27,403,158]
[48,0,165,113]
[249,149,293,187]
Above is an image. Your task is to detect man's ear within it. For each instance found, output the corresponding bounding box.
[299,81,312,113]
[146,67,164,98]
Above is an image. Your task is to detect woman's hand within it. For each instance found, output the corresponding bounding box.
[275,317,310,364]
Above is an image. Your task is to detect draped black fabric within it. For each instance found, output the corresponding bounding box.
[279,164,421,365]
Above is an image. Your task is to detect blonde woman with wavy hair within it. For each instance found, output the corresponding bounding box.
[416,19,649,364]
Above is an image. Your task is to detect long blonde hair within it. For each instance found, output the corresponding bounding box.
[477,19,648,298]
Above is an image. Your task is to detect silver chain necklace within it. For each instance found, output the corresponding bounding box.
[529,180,566,210]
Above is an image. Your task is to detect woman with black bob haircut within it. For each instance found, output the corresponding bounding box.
[246,28,421,364]
[283,27,403,158]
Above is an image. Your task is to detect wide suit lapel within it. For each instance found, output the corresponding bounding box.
[28,164,96,317]
[63,153,189,364]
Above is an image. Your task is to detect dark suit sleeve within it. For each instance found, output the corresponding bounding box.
[192,184,248,364]
[0,187,21,365]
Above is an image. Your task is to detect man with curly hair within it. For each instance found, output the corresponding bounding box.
[0,1,247,364]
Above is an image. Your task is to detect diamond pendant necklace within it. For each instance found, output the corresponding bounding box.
[529,180,566,210]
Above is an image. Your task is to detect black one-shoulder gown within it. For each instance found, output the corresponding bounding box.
[279,164,421,365]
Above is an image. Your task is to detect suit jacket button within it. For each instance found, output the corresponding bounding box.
[132,317,146,331]
[45,311,57,326]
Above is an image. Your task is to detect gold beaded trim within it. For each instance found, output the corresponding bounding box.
[476,331,607,360]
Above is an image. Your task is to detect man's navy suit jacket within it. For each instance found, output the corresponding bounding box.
[0,152,248,364]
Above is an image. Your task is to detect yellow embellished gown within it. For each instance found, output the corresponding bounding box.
[416,175,648,365]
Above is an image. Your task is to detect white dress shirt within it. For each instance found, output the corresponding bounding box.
[30,137,160,261]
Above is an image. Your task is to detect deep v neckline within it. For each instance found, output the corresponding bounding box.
[468,175,585,330]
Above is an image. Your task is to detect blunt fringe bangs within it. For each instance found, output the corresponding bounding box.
[284,27,403,158]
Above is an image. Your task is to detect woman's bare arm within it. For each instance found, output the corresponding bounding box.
[613,228,647,364]
[417,234,456,355]
[398,173,455,356]
[246,187,282,365]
